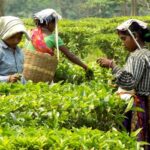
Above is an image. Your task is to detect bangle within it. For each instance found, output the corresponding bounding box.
[109,60,114,68]
[8,75,11,82]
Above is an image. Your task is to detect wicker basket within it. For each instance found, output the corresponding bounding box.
[23,50,58,83]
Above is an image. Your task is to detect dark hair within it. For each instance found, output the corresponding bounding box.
[117,22,150,42]
[34,13,56,27]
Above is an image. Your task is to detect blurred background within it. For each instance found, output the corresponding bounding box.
[0,0,150,19]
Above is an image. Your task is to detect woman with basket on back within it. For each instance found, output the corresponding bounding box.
[25,8,93,83]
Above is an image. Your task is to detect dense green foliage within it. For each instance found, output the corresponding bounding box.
[0,78,123,129]
[23,16,150,83]
[1,17,150,149]
[0,70,141,149]
[0,127,140,149]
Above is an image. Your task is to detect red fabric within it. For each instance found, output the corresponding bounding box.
[31,27,54,56]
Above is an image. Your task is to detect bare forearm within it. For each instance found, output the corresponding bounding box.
[59,46,87,70]
[66,52,87,69]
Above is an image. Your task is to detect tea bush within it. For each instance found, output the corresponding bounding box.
[1,17,149,149]
[0,71,124,131]
[22,17,150,83]
[0,78,142,149]
[0,127,141,150]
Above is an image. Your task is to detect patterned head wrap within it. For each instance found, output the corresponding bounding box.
[0,16,30,40]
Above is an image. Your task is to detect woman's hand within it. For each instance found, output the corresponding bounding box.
[85,68,94,80]
[96,57,115,68]
[8,74,22,83]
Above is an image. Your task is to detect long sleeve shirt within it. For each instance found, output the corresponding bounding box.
[112,48,150,96]
[0,40,25,83]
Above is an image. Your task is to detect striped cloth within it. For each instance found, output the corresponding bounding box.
[0,16,30,40]
[115,71,135,90]
[113,48,150,96]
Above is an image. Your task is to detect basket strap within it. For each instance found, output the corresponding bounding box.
[55,20,59,61]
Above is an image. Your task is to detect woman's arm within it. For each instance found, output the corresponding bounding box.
[123,55,145,87]
[0,74,22,83]
[96,57,136,90]
[103,56,145,89]
[59,45,88,70]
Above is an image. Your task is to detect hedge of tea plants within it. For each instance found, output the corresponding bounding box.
[1,17,150,149]
[0,69,142,149]
[22,16,150,83]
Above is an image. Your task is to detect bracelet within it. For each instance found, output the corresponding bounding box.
[109,60,114,68]
[8,75,11,82]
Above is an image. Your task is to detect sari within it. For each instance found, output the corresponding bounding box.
[31,27,54,56]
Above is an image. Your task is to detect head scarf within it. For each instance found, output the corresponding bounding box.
[33,9,62,60]
[117,19,147,31]
[33,8,62,24]
[0,16,30,40]
[117,19,148,50]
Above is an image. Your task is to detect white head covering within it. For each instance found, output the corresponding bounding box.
[0,16,30,40]
[34,8,62,24]
[117,19,147,31]
[117,19,148,50]
[34,9,62,60]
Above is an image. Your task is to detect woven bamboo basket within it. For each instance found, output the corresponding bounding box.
[23,50,58,83]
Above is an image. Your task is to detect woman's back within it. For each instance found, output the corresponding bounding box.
[26,33,64,51]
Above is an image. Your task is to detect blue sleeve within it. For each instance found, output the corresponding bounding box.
[0,48,9,82]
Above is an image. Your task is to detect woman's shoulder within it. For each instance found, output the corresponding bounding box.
[45,34,63,43]
[46,33,62,38]
[138,48,150,58]
[131,48,150,58]
[129,48,150,65]
[16,46,23,52]
[0,40,7,54]
[0,41,8,59]
[45,34,55,39]
[0,40,6,48]
[46,33,61,39]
